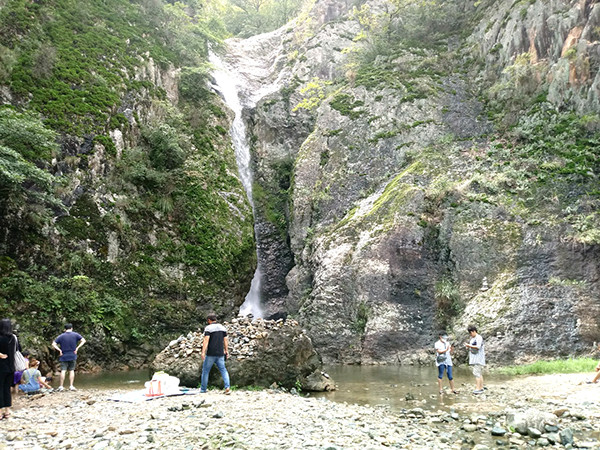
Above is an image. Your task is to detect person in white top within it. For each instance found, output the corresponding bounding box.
[435,332,457,394]
[464,325,486,394]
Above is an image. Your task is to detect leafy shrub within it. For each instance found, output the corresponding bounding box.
[0,108,57,161]
[143,124,186,171]
[435,278,462,327]
[179,66,211,103]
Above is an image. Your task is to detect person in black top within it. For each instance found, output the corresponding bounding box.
[0,318,16,419]
[200,314,230,394]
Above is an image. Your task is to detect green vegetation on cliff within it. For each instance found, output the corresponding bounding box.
[0,0,255,366]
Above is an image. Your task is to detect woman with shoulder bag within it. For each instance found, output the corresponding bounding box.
[435,331,458,394]
[0,318,17,419]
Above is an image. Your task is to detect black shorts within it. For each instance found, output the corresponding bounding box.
[60,360,76,371]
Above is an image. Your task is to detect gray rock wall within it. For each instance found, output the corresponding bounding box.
[234,0,600,365]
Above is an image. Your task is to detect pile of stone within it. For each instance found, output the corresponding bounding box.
[151,317,335,391]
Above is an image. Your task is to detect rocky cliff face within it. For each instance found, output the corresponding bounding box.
[227,0,600,364]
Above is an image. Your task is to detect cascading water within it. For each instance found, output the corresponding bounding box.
[209,52,263,318]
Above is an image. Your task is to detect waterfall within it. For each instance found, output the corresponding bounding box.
[209,52,263,318]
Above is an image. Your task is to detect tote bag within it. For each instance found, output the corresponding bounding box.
[13,335,28,372]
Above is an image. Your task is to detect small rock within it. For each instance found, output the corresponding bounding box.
[576,441,599,449]
[537,438,550,447]
[409,408,425,418]
[463,424,478,432]
[92,441,110,450]
[559,428,574,446]
[509,437,525,446]
[553,408,569,417]
[514,423,528,435]
[491,426,506,436]
[528,428,542,438]
[543,432,559,444]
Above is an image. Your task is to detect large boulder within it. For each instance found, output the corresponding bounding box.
[151,317,335,391]
[506,408,558,434]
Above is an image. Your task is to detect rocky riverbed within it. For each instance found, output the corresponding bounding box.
[1,372,599,449]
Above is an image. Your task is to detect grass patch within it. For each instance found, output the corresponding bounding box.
[496,358,598,375]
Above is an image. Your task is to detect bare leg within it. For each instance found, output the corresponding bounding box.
[476,376,484,391]
[59,370,66,388]
[591,370,600,383]
[437,378,443,393]
[68,370,75,388]
[449,379,456,392]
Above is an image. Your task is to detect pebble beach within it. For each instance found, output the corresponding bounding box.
[1,372,600,449]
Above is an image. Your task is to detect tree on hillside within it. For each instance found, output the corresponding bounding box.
[222,0,305,37]
[0,109,62,253]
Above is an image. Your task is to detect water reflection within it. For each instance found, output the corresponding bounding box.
[312,365,512,411]
[72,369,150,390]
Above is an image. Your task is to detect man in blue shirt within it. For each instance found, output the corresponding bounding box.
[52,323,86,391]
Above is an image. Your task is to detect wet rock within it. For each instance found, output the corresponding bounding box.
[302,370,336,392]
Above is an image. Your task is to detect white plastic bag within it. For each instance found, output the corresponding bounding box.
[145,371,180,396]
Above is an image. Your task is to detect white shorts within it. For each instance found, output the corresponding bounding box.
[471,364,484,378]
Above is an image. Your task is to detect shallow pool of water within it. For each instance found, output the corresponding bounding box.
[71,365,511,406]
[311,364,513,411]
[69,369,151,390]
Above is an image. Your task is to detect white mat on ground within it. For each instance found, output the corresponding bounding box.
[108,388,200,403]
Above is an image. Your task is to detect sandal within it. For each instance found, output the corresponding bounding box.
[452,390,459,394]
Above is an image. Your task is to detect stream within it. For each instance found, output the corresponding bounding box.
[312,364,513,410]
[75,365,510,411]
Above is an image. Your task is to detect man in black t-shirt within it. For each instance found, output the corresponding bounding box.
[200,314,230,394]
